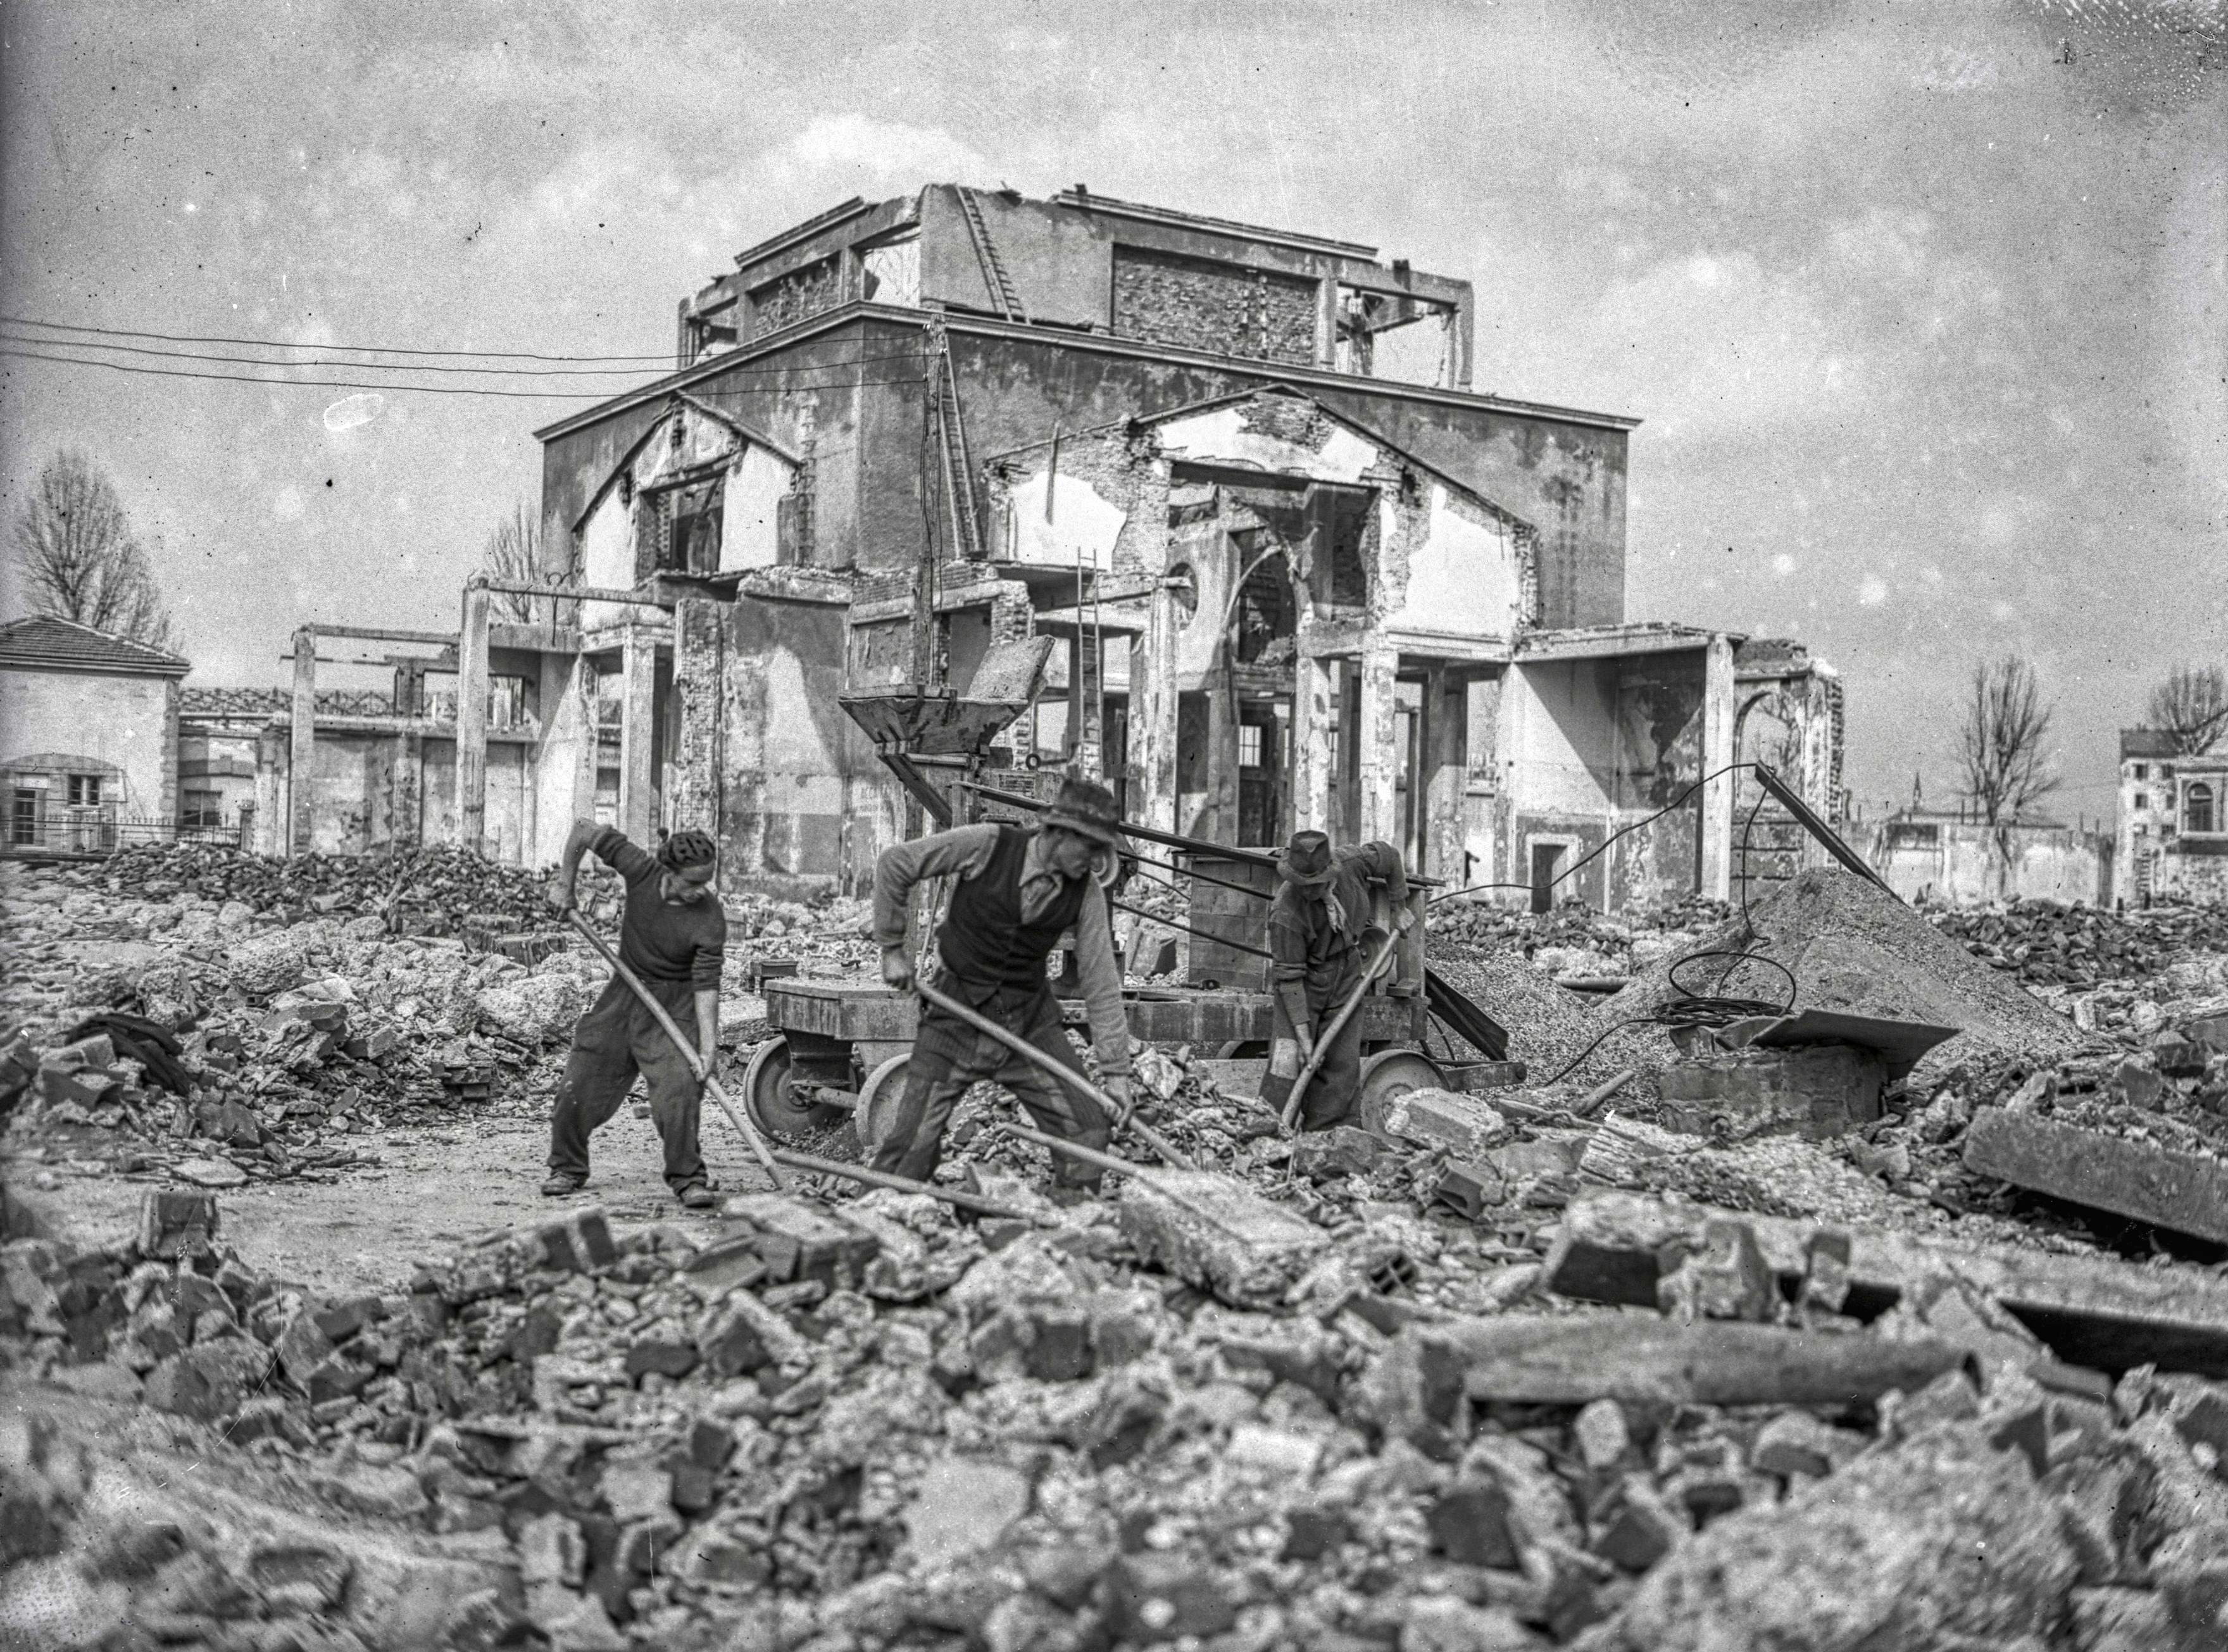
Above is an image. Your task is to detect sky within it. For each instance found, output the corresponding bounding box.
[1,0,2221,823]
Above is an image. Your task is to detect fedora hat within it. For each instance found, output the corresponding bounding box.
[1042,773,1123,846]
[1279,830,1337,886]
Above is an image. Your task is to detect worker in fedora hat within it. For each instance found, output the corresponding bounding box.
[1262,829,1411,1130]
[870,772,1134,1198]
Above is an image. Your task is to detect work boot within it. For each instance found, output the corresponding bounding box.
[541,1173,585,1198]
[675,1182,718,1211]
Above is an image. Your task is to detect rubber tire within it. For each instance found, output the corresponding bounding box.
[741,1036,847,1139]
[847,1053,912,1164]
[1215,1039,1271,1060]
[1355,1049,1446,1142]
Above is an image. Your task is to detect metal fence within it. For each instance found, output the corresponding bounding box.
[2,815,243,856]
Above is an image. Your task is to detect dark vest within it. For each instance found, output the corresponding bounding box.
[936,825,1088,989]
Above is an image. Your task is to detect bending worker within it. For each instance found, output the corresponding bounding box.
[1261,829,1411,1132]
[542,820,725,1209]
[873,775,1132,1198]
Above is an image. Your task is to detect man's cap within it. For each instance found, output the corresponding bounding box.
[658,830,719,872]
[1041,774,1123,846]
[1279,830,1336,886]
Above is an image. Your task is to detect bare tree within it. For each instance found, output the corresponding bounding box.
[480,500,543,622]
[1958,656,2058,886]
[12,450,177,650]
[2146,663,2228,757]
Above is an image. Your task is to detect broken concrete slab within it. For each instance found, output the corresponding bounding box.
[1374,1087,1506,1157]
[1962,1108,2228,1245]
[718,1194,879,1288]
[1115,1171,1329,1308]
[1546,1190,2228,1377]
[904,1456,1032,1571]
[1370,1317,1965,1449]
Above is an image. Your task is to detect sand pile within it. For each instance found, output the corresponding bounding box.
[1595,867,2079,1083]
[1429,947,1678,1091]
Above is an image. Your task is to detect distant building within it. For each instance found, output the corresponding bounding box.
[0,616,189,853]
[2117,728,2228,906]
[1865,808,2111,907]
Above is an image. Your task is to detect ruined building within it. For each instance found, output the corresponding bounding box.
[2117,729,2228,907]
[275,184,1844,910]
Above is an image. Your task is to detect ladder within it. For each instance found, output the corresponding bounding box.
[956,186,1029,323]
[926,318,986,564]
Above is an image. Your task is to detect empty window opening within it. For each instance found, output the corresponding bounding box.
[861,233,922,307]
[1335,287,1453,387]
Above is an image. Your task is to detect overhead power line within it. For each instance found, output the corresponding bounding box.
[2,314,680,364]
[0,330,927,380]
[0,346,927,400]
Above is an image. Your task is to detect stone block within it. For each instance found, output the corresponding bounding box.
[623,1338,698,1382]
[695,1293,806,1378]
[598,1461,673,1524]
[1427,1478,1518,1568]
[1116,1171,1329,1308]
[905,1457,1032,1571]
[719,1194,879,1287]
[1657,1219,1777,1324]
[1573,1398,1634,1472]
[1434,1160,1507,1222]
[1750,1411,1851,1480]
[247,1542,353,1617]
[1105,1551,1239,1643]
[1659,1042,1885,1138]
[1593,1475,1687,1573]
[1378,1087,1505,1156]
[1291,1125,1384,1181]
[535,1209,616,1273]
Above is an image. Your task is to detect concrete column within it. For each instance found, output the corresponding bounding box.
[393,730,423,849]
[255,725,285,857]
[160,682,179,827]
[1293,650,1336,833]
[1313,278,1340,370]
[673,598,725,841]
[1701,634,1737,901]
[456,581,491,855]
[1135,585,1180,833]
[289,629,315,858]
[1424,665,1468,881]
[619,625,658,843]
[1355,638,1399,844]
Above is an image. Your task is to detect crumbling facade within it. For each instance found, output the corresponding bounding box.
[0,617,186,854]
[309,181,1846,910]
[2117,729,2228,907]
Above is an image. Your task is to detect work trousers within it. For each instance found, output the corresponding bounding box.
[872,972,1111,1189]
[546,974,707,1192]
[1260,980,1367,1133]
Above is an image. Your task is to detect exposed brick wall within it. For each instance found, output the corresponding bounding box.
[1111,246,1316,366]
[750,256,843,339]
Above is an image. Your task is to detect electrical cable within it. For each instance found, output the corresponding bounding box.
[1428,761,1755,906]
[2,314,681,363]
[0,329,927,379]
[0,346,925,399]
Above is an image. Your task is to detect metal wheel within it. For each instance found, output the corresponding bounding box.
[1356,1049,1446,1142]
[847,1053,912,1163]
[741,1036,846,1138]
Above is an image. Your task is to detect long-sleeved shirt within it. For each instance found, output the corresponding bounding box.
[591,827,727,989]
[1269,840,1409,1018]
[873,823,1131,1076]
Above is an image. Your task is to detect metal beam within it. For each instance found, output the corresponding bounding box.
[473,575,671,609]
[303,623,457,646]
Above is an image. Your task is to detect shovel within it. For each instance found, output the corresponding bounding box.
[1279,928,1402,1132]
[563,910,787,1192]
[914,979,1198,1171]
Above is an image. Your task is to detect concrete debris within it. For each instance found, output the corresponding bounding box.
[3,855,2227,1647]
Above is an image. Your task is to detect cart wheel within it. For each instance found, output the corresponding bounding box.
[1215,1040,1270,1060]
[847,1054,912,1163]
[741,1037,846,1138]
[1356,1049,1446,1142]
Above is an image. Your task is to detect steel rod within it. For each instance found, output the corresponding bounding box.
[915,979,1198,1170]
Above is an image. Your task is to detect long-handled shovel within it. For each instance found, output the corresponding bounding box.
[1279,929,1401,1132]
[914,979,1198,1172]
[564,909,787,1192]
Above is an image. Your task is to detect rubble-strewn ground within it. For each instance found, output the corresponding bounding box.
[5,846,2228,1651]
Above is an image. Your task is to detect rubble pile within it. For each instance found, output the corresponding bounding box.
[1927,898,2228,989]
[1430,894,1730,985]
[101,841,568,936]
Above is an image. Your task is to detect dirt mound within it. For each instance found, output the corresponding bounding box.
[1429,946,1677,1090]
[1596,867,2079,1082]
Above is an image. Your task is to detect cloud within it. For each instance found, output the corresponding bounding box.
[769,115,990,192]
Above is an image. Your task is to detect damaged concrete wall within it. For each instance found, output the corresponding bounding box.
[530,657,595,868]
[1867,817,2113,908]
[718,595,855,895]
[0,669,173,820]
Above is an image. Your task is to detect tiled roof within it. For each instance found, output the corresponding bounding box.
[0,615,189,676]
[2120,728,2182,760]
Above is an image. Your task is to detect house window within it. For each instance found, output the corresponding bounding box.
[2132,763,2148,780]
[651,477,724,575]
[180,790,223,829]
[1239,723,1263,768]
[10,790,36,845]
[2135,793,2149,811]
[2189,782,2217,836]
[66,773,103,808]
[2134,824,2148,837]
[2162,765,2177,780]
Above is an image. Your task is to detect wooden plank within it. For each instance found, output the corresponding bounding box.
[1963,1108,2228,1244]
[1546,1190,2228,1377]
